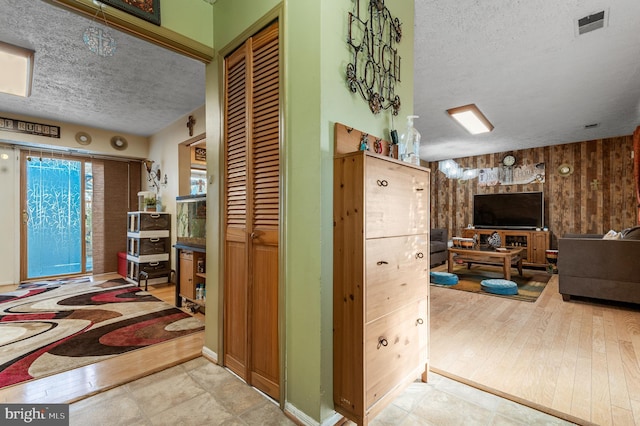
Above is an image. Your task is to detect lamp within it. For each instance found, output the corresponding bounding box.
[0,41,34,97]
[446,104,494,135]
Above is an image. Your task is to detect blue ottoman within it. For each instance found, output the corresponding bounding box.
[481,279,518,295]
[430,271,459,286]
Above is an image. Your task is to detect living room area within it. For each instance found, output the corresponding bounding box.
[425,130,640,425]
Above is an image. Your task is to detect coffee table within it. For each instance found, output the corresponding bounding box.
[447,247,525,281]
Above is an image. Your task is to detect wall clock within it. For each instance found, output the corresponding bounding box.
[502,154,516,167]
[557,163,574,177]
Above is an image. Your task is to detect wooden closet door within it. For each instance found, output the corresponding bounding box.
[223,21,280,401]
[248,22,280,400]
[223,43,250,380]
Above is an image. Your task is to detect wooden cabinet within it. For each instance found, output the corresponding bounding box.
[461,228,550,267]
[175,246,206,311]
[333,151,430,425]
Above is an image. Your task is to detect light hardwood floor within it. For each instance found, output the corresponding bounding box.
[0,275,205,405]
[430,264,640,426]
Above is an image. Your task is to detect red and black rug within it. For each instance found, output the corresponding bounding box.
[0,277,204,389]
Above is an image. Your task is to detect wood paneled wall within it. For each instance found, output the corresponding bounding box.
[427,135,636,248]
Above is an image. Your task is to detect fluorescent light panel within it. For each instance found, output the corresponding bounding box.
[0,41,34,97]
[447,103,494,135]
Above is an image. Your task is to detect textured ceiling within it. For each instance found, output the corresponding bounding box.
[414,0,640,161]
[0,0,206,137]
[0,1,638,161]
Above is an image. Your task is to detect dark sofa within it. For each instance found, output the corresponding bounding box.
[430,228,448,267]
[558,227,640,303]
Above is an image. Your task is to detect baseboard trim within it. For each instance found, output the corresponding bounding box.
[283,402,344,426]
[201,346,218,364]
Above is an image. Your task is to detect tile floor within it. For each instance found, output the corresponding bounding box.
[69,357,575,426]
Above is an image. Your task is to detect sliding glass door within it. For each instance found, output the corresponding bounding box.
[21,152,92,280]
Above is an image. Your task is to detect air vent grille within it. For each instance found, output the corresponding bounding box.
[577,10,607,35]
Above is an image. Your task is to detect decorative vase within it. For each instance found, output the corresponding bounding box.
[487,231,501,249]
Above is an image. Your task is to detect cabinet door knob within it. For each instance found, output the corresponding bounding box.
[416,187,424,191]
[376,261,389,265]
[377,337,388,349]
[416,318,424,325]
[415,252,424,259]
[376,179,388,187]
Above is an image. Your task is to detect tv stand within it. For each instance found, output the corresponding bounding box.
[461,228,550,268]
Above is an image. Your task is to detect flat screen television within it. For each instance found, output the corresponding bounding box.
[473,192,544,230]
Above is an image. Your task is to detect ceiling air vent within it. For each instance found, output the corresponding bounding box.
[576,10,607,35]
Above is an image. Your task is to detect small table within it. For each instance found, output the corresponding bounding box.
[447,247,525,281]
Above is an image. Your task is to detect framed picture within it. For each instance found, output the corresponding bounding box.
[101,0,160,26]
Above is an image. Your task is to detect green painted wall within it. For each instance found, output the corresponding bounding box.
[213,0,281,50]
[285,0,324,419]
[161,0,214,48]
[203,0,414,423]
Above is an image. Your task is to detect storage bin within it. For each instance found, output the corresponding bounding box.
[117,252,127,277]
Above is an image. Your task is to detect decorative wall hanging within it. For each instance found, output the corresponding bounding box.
[0,117,59,138]
[110,135,128,150]
[557,163,574,177]
[100,0,161,25]
[75,132,92,145]
[194,147,206,162]
[478,163,546,187]
[346,0,402,115]
[334,122,395,158]
[83,2,117,57]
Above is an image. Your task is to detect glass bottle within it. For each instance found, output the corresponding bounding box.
[400,115,421,165]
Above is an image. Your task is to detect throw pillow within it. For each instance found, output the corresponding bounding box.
[602,230,622,240]
[622,226,640,240]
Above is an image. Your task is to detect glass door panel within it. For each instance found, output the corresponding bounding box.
[22,154,90,279]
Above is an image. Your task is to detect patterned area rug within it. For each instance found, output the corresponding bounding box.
[0,277,204,389]
[431,263,552,302]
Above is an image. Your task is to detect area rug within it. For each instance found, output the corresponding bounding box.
[0,277,204,389]
[431,264,552,302]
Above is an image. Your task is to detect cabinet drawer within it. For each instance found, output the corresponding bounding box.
[365,157,429,238]
[127,260,170,282]
[364,299,427,408]
[128,212,170,232]
[365,236,428,322]
[127,236,170,256]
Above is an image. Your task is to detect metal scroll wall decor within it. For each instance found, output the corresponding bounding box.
[347,0,402,115]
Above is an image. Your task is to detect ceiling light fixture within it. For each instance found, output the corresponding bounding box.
[0,41,35,97]
[446,104,494,135]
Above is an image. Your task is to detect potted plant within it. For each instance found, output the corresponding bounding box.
[144,196,157,212]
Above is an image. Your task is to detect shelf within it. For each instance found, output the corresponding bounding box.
[461,228,549,267]
[180,294,206,306]
[196,272,206,279]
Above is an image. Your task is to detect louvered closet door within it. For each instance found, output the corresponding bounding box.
[223,43,249,382]
[223,21,280,401]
